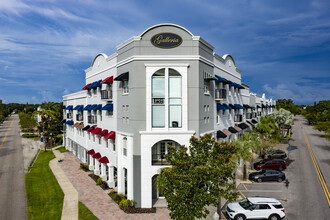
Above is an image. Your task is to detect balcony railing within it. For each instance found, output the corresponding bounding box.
[252,112,257,118]
[88,115,97,124]
[234,114,243,122]
[246,113,252,119]
[76,114,83,121]
[152,153,169,165]
[215,89,227,100]
[258,112,262,116]
[67,113,72,119]
[101,90,113,100]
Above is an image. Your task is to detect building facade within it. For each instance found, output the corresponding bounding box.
[63,24,275,208]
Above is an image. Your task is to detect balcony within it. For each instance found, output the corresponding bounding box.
[76,114,83,121]
[101,90,113,100]
[234,114,243,122]
[152,153,169,165]
[88,115,97,124]
[215,89,227,100]
[246,113,252,119]
[67,113,73,119]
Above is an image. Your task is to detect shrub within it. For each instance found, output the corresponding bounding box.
[96,177,103,185]
[80,163,89,171]
[22,133,39,139]
[111,193,126,204]
[109,189,115,195]
[119,199,135,208]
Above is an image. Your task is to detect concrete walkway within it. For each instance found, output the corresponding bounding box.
[49,150,78,220]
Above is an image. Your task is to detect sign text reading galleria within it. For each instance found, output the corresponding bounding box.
[151,33,182,48]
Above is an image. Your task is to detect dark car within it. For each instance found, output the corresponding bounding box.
[253,159,270,170]
[256,159,287,171]
[267,149,287,159]
[249,169,286,182]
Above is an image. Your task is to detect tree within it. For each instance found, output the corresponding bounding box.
[32,109,56,151]
[19,112,37,131]
[156,134,239,220]
[272,108,294,136]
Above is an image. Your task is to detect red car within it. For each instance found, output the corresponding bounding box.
[256,159,287,171]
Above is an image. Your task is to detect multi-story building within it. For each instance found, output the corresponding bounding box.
[63,24,275,208]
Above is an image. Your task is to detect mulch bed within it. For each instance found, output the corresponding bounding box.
[88,174,109,190]
[88,173,99,183]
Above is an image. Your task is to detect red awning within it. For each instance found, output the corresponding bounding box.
[91,127,102,135]
[99,129,108,136]
[86,126,95,132]
[92,152,101,159]
[99,156,109,163]
[82,83,91,90]
[101,76,113,84]
[87,149,95,155]
[104,131,116,139]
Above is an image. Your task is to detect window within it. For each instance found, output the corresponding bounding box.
[216,112,220,124]
[152,68,182,128]
[204,117,207,124]
[93,135,95,142]
[204,105,207,112]
[106,140,108,148]
[108,110,113,116]
[123,137,127,156]
[112,139,116,151]
[122,117,125,124]
[126,105,129,112]
[207,117,209,124]
[204,81,210,94]
[98,136,101,144]
[122,105,125,112]
[123,80,129,94]
[126,117,129,124]
[207,105,210,111]
[99,111,102,121]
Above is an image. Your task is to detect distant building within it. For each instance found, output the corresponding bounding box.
[62,24,276,208]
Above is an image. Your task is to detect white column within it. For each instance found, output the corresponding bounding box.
[117,167,124,194]
[94,159,100,175]
[89,155,94,170]
[127,136,134,200]
[108,166,115,188]
[100,163,106,180]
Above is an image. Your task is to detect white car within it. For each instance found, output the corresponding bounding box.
[226,197,285,220]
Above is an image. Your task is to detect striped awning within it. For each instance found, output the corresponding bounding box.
[203,71,217,80]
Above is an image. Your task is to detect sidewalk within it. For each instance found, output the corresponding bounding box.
[58,152,170,220]
[49,150,78,220]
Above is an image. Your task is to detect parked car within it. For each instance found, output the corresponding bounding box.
[249,169,286,183]
[256,159,287,171]
[267,149,287,159]
[226,197,285,220]
[253,159,270,170]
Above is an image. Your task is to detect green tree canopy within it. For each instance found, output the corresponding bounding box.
[156,134,239,220]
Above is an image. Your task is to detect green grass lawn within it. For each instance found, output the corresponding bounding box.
[79,202,99,220]
[57,146,70,153]
[25,151,64,220]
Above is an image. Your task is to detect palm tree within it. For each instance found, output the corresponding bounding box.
[32,109,56,151]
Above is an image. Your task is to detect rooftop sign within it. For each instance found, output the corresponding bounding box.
[151,33,182,49]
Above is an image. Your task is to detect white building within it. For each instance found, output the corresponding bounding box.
[63,24,275,208]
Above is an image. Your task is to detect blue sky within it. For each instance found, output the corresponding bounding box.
[0,0,329,105]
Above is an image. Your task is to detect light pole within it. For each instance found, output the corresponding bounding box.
[50,133,53,152]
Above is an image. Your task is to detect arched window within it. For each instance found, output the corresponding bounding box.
[151,68,182,128]
[123,137,127,156]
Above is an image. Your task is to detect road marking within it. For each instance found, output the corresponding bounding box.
[0,120,14,151]
[239,190,282,192]
[301,125,330,207]
[239,191,246,198]
[242,183,247,190]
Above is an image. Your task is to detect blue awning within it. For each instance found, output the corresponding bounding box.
[89,104,98,110]
[87,81,97,89]
[217,103,227,110]
[94,80,102,88]
[65,120,74,125]
[222,103,232,110]
[101,104,113,111]
[83,104,92,111]
[215,75,230,84]
[73,105,84,111]
[65,105,73,110]
[234,104,245,109]
[92,104,102,111]
[229,82,245,89]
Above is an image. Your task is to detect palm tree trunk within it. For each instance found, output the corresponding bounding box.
[43,123,46,152]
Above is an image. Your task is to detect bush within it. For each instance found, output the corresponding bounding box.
[110,192,126,204]
[96,177,103,185]
[22,133,39,139]
[80,163,89,171]
[119,199,135,208]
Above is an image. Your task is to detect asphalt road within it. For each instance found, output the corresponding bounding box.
[285,115,330,219]
[224,115,330,220]
[0,115,28,220]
